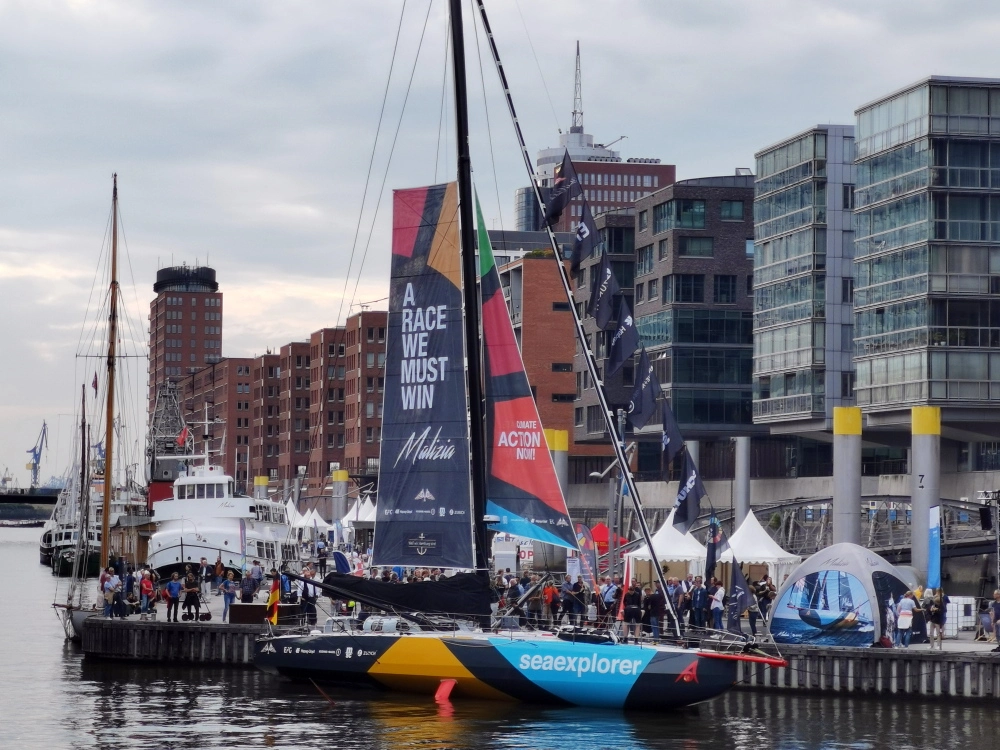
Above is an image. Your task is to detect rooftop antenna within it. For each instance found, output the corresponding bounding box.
[570,41,583,134]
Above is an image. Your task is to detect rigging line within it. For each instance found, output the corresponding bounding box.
[512,0,561,134]
[344,0,436,327]
[434,19,451,184]
[330,0,409,333]
[470,0,508,240]
[75,207,114,358]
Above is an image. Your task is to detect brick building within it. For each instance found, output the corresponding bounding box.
[177,357,254,493]
[342,311,387,479]
[147,265,223,413]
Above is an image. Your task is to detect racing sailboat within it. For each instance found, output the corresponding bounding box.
[253,0,783,709]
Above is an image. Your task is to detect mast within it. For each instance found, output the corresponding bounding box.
[67,386,89,599]
[448,0,489,575]
[100,173,119,571]
[474,1,681,635]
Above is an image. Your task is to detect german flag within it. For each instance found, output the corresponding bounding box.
[266,574,281,625]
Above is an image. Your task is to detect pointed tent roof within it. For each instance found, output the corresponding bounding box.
[625,509,706,563]
[357,497,377,523]
[285,499,301,526]
[340,499,362,526]
[719,511,801,566]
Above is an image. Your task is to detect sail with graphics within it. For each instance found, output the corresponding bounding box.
[476,196,578,550]
[372,183,475,569]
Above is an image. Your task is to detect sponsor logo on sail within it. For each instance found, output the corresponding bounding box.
[345,647,353,659]
[394,426,457,467]
[260,642,276,654]
[415,488,435,501]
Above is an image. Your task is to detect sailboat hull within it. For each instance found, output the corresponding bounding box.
[254,630,742,710]
[51,550,101,578]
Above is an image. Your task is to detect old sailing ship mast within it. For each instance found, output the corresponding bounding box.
[99,173,121,575]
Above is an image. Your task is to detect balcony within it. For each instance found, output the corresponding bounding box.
[753,394,824,421]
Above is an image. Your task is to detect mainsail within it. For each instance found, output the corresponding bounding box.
[476,195,578,550]
[372,183,475,568]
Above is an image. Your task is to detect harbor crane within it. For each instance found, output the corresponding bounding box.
[26,421,48,488]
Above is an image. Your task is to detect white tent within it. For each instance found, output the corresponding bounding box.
[308,509,333,532]
[293,507,315,529]
[340,499,362,527]
[355,497,377,523]
[625,509,707,577]
[719,511,801,584]
[285,499,302,527]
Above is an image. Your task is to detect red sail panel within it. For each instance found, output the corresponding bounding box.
[478,195,577,551]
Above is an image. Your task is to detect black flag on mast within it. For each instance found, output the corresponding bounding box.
[660,400,685,470]
[626,347,661,429]
[571,198,599,274]
[672,450,707,534]
[587,250,620,329]
[704,516,725,580]
[542,150,582,229]
[728,555,754,634]
[606,295,640,376]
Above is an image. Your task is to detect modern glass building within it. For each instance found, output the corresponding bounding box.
[853,78,1000,450]
[753,125,856,432]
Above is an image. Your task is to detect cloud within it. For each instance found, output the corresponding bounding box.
[5,0,1000,481]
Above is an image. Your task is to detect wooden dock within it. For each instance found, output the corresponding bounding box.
[738,644,1000,699]
[82,617,264,665]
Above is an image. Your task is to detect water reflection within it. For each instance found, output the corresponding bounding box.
[2,526,996,750]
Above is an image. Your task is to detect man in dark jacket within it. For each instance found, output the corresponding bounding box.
[690,576,707,629]
[645,581,667,639]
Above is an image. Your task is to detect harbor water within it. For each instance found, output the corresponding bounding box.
[4,524,996,749]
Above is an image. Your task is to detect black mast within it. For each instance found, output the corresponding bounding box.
[449,0,489,575]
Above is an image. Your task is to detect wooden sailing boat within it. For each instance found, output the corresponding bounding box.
[53,174,128,639]
[253,1,784,709]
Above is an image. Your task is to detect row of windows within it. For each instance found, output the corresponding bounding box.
[654,348,752,385]
[579,172,657,188]
[755,369,825,399]
[756,133,826,180]
[636,308,752,347]
[164,296,219,306]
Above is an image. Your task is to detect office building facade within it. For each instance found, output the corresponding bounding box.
[854,77,1000,459]
[753,125,857,433]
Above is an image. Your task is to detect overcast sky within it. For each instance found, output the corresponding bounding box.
[3,0,1000,485]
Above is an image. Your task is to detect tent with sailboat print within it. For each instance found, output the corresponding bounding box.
[770,543,912,647]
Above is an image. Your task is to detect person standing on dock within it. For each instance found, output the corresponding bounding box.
[896,591,917,648]
[219,571,238,622]
[240,569,259,604]
[181,572,201,621]
[139,571,154,620]
[214,556,225,596]
[990,590,1000,651]
[709,578,726,631]
[198,558,213,598]
[164,572,183,623]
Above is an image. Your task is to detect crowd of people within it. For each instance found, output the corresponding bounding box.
[889,586,951,649]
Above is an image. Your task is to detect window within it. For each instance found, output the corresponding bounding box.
[552,362,573,372]
[552,301,571,312]
[745,239,755,258]
[636,245,654,275]
[366,402,374,418]
[367,327,375,342]
[678,237,714,257]
[658,239,669,260]
[638,210,648,231]
[552,393,576,402]
[842,277,854,304]
[747,276,754,296]
[366,352,375,368]
[574,407,584,426]
[648,278,658,301]
[714,275,737,304]
[673,275,705,303]
[653,199,705,233]
[635,283,644,303]
[720,200,744,220]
